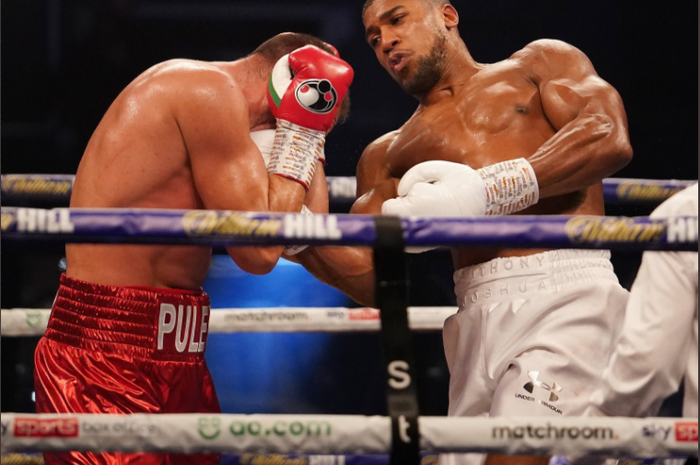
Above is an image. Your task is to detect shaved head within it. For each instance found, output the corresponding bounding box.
[362,0,451,17]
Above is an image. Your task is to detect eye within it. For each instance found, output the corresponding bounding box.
[391,14,405,25]
[370,36,380,48]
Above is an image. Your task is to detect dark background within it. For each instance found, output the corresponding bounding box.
[1,0,698,416]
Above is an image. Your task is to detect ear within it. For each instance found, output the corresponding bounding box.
[441,4,459,29]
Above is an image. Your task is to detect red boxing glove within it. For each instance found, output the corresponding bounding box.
[266,45,354,190]
[268,45,353,133]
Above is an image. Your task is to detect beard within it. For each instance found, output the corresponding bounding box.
[399,32,448,96]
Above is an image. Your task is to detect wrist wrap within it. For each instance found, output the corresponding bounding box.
[478,158,539,216]
[268,119,325,190]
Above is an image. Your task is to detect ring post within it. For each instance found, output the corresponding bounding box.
[373,216,421,465]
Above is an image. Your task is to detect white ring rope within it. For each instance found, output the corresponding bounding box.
[1,413,696,457]
[0,307,457,336]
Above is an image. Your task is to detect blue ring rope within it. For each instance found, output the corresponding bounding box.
[1,207,696,251]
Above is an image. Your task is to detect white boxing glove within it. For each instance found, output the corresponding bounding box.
[382,159,539,218]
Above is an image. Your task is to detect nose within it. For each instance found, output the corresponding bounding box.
[380,30,399,54]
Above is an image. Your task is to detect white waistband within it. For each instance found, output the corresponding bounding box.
[454,250,617,300]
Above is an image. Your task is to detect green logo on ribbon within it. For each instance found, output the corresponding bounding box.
[26,312,43,328]
[198,417,221,440]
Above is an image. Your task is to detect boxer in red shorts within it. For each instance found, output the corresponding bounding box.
[34,32,353,465]
[35,276,218,464]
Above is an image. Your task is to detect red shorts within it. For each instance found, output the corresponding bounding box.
[34,274,221,465]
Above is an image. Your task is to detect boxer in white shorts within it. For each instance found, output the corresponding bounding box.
[294,5,633,465]
[441,250,628,465]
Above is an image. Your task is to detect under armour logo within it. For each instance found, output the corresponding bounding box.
[523,371,563,402]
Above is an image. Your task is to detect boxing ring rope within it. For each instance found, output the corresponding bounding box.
[1,413,696,458]
[1,174,696,206]
[1,207,697,251]
[1,307,458,336]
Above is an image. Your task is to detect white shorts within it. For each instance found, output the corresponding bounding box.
[441,250,628,465]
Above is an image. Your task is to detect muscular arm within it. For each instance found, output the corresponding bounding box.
[294,135,399,306]
[523,40,633,198]
[178,71,306,274]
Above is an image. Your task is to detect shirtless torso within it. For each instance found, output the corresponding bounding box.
[295,0,630,307]
[68,61,213,289]
[354,54,605,270]
[67,57,306,289]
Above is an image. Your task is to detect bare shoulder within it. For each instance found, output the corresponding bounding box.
[147,59,231,79]
[358,131,398,169]
[173,60,241,93]
[148,60,248,120]
[513,39,588,63]
[512,39,597,81]
[356,131,398,190]
[139,59,243,101]
[352,131,400,212]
